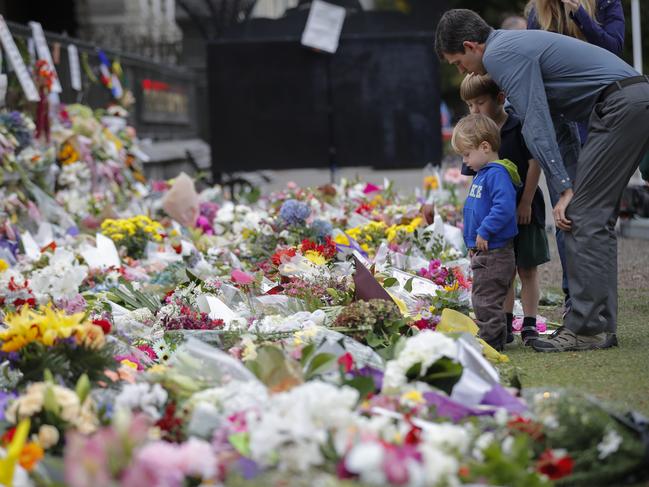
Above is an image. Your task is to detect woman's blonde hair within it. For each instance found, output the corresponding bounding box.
[451,114,501,154]
[525,0,598,41]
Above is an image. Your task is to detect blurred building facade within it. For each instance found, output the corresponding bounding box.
[76,0,183,64]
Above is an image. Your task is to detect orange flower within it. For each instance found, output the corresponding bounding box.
[424,175,439,190]
[58,142,79,165]
[19,442,44,471]
[74,324,106,350]
[1,334,28,353]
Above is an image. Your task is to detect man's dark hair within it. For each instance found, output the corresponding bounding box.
[435,9,493,60]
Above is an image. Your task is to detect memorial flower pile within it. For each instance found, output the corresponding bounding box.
[0,105,647,487]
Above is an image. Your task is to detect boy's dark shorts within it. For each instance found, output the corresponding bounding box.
[514,223,550,269]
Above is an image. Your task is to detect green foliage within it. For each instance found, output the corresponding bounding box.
[245,345,301,390]
[528,391,649,486]
[333,299,408,350]
[8,341,117,389]
[467,434,551,487]
[341,375,376,402]
[246,344,337,389]
[106,281,161,313]
[405,356,463,395]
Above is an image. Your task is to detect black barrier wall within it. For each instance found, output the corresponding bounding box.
[208,32,441,175]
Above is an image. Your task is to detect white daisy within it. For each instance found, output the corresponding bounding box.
[152,339,171,363]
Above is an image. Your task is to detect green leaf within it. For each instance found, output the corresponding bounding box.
[186,269,204,284]
[247,346,303,390]
[326,288,339,299]
[404,277,414,293]
[305,353,336,379]
[300,343,316,367]
[343,376,376,401]
[383,277,398,288]
[43,368,55,384]
[75,373,91,403]
[366,332,385,348]
[421,357,463,395]
[405,362,422,381]
[43,385,61,416]
[229,432,251,456]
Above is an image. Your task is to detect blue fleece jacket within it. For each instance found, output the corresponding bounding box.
[463,162,518,249]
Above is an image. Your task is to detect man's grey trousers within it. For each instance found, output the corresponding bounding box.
[564,81,649,336]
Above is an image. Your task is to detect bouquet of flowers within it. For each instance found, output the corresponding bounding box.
[0,305,115,387]
[333,299,408,349]
[100,216,164,260]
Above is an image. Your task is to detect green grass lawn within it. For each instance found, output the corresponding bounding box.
[503,235,649,416]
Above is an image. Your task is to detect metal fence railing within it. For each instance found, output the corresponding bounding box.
[5,20,199,142]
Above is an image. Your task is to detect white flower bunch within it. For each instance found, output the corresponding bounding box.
[382,331,458,394]
[247,381,359,471]
[597,428,622,459]
[186,380,268,418]
[57,189,91,216]
[57,162,91,189]
[114,382,168,420]
[29,248,88,302]
[342,416,469,487]
[5,382,98,434]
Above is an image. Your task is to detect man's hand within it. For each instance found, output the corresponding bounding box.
[421,203,435,225]
[561,0,580,14]
[517,202,532,225]
[476,235,489,251]
[553,188,574,231]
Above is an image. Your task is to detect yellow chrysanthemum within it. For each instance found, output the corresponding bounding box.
[386,225,399,242]
[0,258,9,272]
[334,234,350,246]
[407,217,423,231]
[304,250,326,266]
[346,227,362,240]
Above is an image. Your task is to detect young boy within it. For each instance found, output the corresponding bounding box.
[459,73,550,346]
[452,114,519,351]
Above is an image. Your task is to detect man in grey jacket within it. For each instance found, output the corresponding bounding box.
[435,9,649,352]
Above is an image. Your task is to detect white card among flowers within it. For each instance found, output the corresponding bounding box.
[80,234,121,270]
[196,294,238,324]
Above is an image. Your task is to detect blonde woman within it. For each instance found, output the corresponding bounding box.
[526,0,624,56]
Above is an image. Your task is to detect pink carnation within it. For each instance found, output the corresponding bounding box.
[444,167,464,185]
[231,269,254,285]
[363,183,382,194]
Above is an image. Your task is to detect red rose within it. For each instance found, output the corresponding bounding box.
[537,449,574,480]
[337,352,354,373]
[92,318,112,335]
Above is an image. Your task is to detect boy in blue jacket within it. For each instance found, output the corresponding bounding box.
[452,114,520,351]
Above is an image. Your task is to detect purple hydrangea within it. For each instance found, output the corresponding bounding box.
[279,199,311,226]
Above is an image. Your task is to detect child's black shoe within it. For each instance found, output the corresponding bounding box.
[521,316,539,346]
